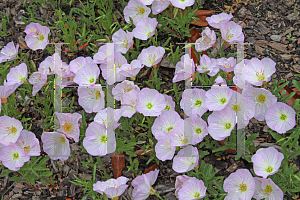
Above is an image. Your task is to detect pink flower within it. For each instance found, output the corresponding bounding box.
[217,57,236,72]
[170,0,195,9]
[55,112,82,142]
[195,27,216,52]
[24,22,50,50]
[28,71,47,96]
[204,86,234,111]
[16,130,40,156]
[94,107,122,129]
[4,63,28,88]
[133,17,158,40]
[120,89,139,118]
[180,88,208,117]
[117,60,143,77]
[124,0,151,25]
[152,0,171,15]
[0,85,16,99]
[0,116,23,146]
[155,132,176,161]
[38,53,55,75]
[83,122,116,156]
[188,114,208,145]
[93,44,108,65]
[139,0,155,5]
[112,29,134,54]
[0,143,30,171]
[137,46,165,67]
[93,176,129,199]
[219,21,244,43]
[70,56,94,74]
[73,63,100,86]
[136,88,166,116]
[265,102,296,134]
[169,119,193,146]
[197,55,219,76]
[213,76,227,86]
[253,177,283,200]
[172,145,199,173]
[162,94,175,111]
[251,147,284,178]
[173,54,195,83]
[112,80,140,101]
[78,85,105,113]
[175,175,193,197]
[178,177,207,200]
[206,13,233,29]
[41,131,70,161]
[0,41,19,63]
[233,59,251,89]
[223,169,255,200]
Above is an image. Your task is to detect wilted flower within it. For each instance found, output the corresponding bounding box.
[4,63,28,89]
[137,46,165,67]
[251,147,284,179]
[117,59,143,77]
[136,88,166,116]
[132,169,159,200]
[206,13,233,29]
[244,57,276,86]
[120,89,139,118]
[188,114,208,145]
[155,132,176,161]
[78,85,105,113]
[93,44,108,65]
[173,54,195,83]
[204,86,234,111]
[208,106,236,141]
[178,177,207,200]
[196,54,219,76]
[0,116,23,146]
[0,143,30,171]
[133,17,158,40]
[152,0,171,15]
[243,84,277,121]
[73,63,100,86]
[94,107,122,129]
[195,27,216,52]
[265,102,296,134]
[0,41,19,63]
[172,145,199,173]
[55,112,82,142]
[223,169,256,200]
[180,88,208,117]
[162,94,175,111]
[175,175,193,198]
[24,22,50,50]
[217,57,236,72]
[219,21,244,43]
[28,71,47,96]
[83,122,116,156]
[41,131,70,161]
[112,29,134,54]
[16,130,40,156]
[93,176,129,199]
[170,0,195,9]
[253,177,284,200]
[112,80,140,101]
[124,0,151,25]
[70,56,94,74]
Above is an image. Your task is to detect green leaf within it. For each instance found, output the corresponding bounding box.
[40,171,53,177]
[9,177,23,182]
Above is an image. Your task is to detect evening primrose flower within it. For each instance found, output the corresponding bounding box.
[173,54,195,83]
[24,22,50,50]
[38,53,55,75]
[196,54,219,76]
[117,59,143,77]
[139,0,155,5]
[0,116,23,146]
[169,119,193,146]
[0,41,19,63]
[155,132,176,161]
[243,84,277,121]
[93,44,108,65]
[219,21,244,43]
[16,130,40,156]
[70,56,94,74]
[152,0,171,15]
[244,57,276,86]
[170,0,195,9]
[0,85,16,99]
[112,80,140,101]
[180,88,208,117]
[178,177,207,200]
[223,169,256,200]
[137,46,165,67]
[213,75,227,86]
[93,176,129,199]
[133,17,158,40]
[188,114,208,145]
[265,102,296,134]
[28,71,47,96]
[136,88,166,116]
[132,169,159,200]
[217,57,236,72]
[120,89,139,118]
[175,175,193,198]
[207,106,236,141]
[162,94,175,111]
[172,145,199,173]
[55,112,82,142]
[78,85,105,113]
[73,63,100,86]
[0,143,30,171]
[124,0,151,25]
[251,147,284,179]
[204,86,234,111]
[253,177,284,200]
[83,122,116,156]
[41,131,70,161]
[206,13,233,29]
[112,29,134,54]
[4,63,28,88]
[195,27,216,52]
[94,107,122,129]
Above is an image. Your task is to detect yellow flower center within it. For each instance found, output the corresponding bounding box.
[195,128,202,135]
[63,122,73,134]
[24,145,30,153]
[232,104,241,112]
[264,185,273,195]
[60,136,66,144]
[100,135,108,143]
[166,126,173,133]
[12,152,20,160]
[224,123,232,130]
[279,113,287,121]
[89,78,95,83]
[146,103,153,109]
[257,94,266,104]
[239,183,247,192]
[219,97,227,104]
[265,166,273,173]
[95,90,102,99]
[194,100,202,107]
[192,192,201,198]
[136,6,145,15]
[164,105,170,111]
[36,32,45,41]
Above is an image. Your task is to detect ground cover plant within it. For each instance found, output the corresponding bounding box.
[0,0,300,199]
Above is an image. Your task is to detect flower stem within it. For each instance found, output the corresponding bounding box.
[154,192,164,200]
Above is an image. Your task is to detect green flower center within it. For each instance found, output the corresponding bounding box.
[195,128,202,135]
[264,185,273,195]
[138,7,145,15]
[257,94,266,104]
[60,136,66,144]
[12,153,20,160]
[89,78,95,84]
[20,77,25,82]
[95,90,101,99]
[146,103,153,109]
[224,123,232,130]
[219,97,226,104]
[193,192,201,198]
[166,126,173,133]
[146,31,152,37]
[10,126,17,134]
[164,105,170,111]
[239,183,247,192]
[279,113,287,121]
[24,145,30,153]
[194,100,202,107]
[37,34,45,41]
[100,135,108,143]
[266,166,273,173]
[257,75,266,82]
[232,104,241,112]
